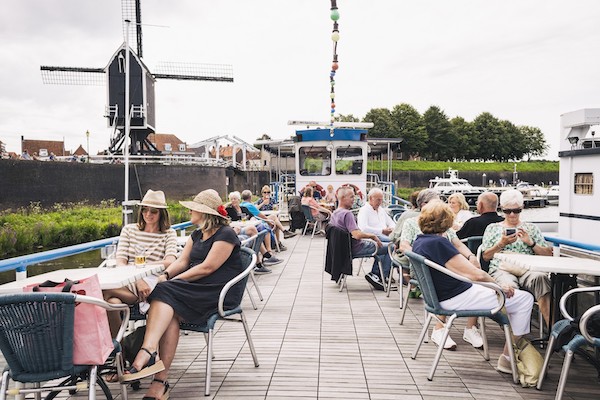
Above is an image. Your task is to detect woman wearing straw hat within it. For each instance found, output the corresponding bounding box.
[104,189,178,337]
[121,189,243,400]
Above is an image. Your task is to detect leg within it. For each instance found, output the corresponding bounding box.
[537,293,551,327]
[103,287,138,338]
[142,317,180,399]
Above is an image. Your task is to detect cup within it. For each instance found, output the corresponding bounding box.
[134,255,146,268]
[241,213,248,222]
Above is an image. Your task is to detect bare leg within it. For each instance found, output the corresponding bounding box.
[537,293,552,326]
[143,316,180,398]
[129,301,176,371]
[103,287,138,338]
[263,234,273,253]
[466,316,478,328]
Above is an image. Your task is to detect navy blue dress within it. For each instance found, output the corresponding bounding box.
[148,226,242,324]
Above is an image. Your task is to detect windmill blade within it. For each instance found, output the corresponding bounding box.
[121,0,143,57]
[153,62,234,82]
[40,66,105,86]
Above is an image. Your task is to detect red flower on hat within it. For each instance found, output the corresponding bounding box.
[217,205,227,216]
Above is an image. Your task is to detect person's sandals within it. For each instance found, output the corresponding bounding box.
[142,378,170,400]
[104,372,119,383]
[120,348,165,382]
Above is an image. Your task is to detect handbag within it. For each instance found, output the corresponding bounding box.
[23,274,114,365]
[499,260,528,277]
[514,337,544,388]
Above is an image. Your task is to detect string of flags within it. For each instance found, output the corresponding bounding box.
[329,0,339,137]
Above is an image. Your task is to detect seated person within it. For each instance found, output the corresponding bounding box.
[482,189,553,326]
[330,186,392,291]
[412,200,534,374]
[357,188,395,242]
[323,184,336,203]
[301,186,332,228]
[255,185,277,211]
[448,193,474,231]
[389,190,421,244]
[103,190,178,353]
[122,190,244,398]
[240,190,297,248]
[299,181,323,200]
[457,192,504,239]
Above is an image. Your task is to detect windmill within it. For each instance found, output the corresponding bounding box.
[40,0,233,155]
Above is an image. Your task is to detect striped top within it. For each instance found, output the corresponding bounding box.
[116,224,178,263]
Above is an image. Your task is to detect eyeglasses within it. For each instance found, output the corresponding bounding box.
[141,207,159,215]
[502,208,522,214]
[263,191,271,194]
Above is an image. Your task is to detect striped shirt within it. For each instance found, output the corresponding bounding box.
[116,224,178,263]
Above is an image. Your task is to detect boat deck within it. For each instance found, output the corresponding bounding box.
[2,234,600,399]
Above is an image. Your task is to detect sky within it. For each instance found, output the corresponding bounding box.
[1,0,600,159]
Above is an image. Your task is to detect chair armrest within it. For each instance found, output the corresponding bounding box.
[424,258,506,314]
[359,238,378,257]
[75,294,131,342]
[240,234,258,247]
[559,286,600,321]
[579,304,600,343]
[218,251,257,317]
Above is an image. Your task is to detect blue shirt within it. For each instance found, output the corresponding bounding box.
[412,234,472,302]
[240,201,261,217]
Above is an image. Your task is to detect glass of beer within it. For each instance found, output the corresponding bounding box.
[135,255,146,268]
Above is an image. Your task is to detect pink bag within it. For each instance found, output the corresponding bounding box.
[23,274,114,365]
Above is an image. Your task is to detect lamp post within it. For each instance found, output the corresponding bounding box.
[85,130,90,163]
[482,173,487,187]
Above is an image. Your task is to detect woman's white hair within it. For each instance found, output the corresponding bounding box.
[368,187,384,199]
[228,191,241,201]
[499,189,524,208]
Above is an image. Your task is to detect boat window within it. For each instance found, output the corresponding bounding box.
[298,146,331,176]
[574,173,593,195]
[335,147,363,175]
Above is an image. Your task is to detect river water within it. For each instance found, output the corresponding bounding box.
[0,206,560,285]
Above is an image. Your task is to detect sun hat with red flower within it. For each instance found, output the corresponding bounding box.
[179,189,228,219]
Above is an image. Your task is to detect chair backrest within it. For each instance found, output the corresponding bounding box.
[301,204,315,222]
[241,230,268,256]
[404,251,440,312]
[0,293,77,381]
[218,247,257,317]
[462,236,483,254]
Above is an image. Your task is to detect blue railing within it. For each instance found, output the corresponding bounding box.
[0,221,193,274]
[544,235,600,252]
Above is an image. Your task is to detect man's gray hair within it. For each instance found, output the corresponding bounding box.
[228,191,241,201]
[499,189,524,208]
[337,186,354,199]
[416,189,440,209]
[241,190,253,201]
[368,187,384,199]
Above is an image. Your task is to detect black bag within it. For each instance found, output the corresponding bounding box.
[122,325,146,365]
[289,211,306,231]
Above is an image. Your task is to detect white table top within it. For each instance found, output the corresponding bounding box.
[494,253,600,276]
[261,210,279,216]
[230,219,262,229]
[0,264,164,294]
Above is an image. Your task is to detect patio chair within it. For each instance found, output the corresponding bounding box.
[537,286,600,399]
[324,225,381,292]
[0,292,130,400]
[301,205,328,238]
[387,244,422,323]
[241,230,268,309]
[405,251,519,383]
[179,247,259,396]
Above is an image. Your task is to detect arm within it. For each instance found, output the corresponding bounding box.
[482,231,516,261]
[518,224,553,256]
[399,239,412,254]
[445,254,494,282]
[174,241,235,282]
[350,229,383,247]
[157,236,194,283]
[162,229,179,268]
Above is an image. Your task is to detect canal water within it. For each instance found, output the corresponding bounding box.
[0,206,560,285]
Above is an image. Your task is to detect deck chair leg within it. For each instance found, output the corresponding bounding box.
[412,312,433,359]
[338,274,347,292]
[539,307,545,340]
[249,272,264,301]
[427,315,456,381]
[311,222,317,238]
[88,365,98,400]
[400,282,412,325]
[245,286,257,310]
[302,221,309,236]
[479,317,489,361]
[0,371,9,400]
[537,334,557,390]
[502,325,519,384]
[205,330,214,396]
[115,352,129,400]
[555,350,574,400]
[240,313,260,367]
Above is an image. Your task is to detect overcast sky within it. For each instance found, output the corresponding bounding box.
[1,0,600,159]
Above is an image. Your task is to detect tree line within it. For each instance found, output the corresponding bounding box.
[336,104,548,162]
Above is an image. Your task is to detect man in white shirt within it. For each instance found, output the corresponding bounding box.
[357,188,395,242]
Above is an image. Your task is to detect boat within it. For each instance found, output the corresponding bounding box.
[428,168,486,206]
[546,185,559,205]
[515,182,547,208]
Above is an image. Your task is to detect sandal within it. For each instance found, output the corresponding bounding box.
[104,372,119,383]
[120,347,165,382]
[142,378,170,400]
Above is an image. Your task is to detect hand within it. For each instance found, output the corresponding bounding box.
[501,284,515,298]
[500,231,518,247]
[517,228,533,246]
[374,237,383,248]
[382,227,393,236]
[157,274,168,283]
[135,280,151,302]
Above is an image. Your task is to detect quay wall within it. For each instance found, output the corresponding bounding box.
[0,160,269,209]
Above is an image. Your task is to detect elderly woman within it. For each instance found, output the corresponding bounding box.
[482,189,553,326]
[448,192,473,230]
[255,185,277,211]
[122,189,244,399]
[301,186,332,224]
[412,200,534,374]
[104,190,178,336]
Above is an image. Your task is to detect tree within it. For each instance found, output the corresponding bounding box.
[336,113,360,123]
[423,106,455,161]
[390,103,428,159]
[500,120,525,161]
[519,125,549,160]
[362,108,395,138]
[450,117,478,160]
[473,112,505,161]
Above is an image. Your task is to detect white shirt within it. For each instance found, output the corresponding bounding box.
[357,204,395,235]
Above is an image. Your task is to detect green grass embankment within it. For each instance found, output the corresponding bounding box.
[368,160,559,173]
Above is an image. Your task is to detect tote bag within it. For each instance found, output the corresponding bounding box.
[24,274,114,365]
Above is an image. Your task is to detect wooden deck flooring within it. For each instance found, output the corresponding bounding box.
[3,234,600,399]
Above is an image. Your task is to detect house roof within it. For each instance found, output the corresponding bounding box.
[21,139,67,156]
[147,133,191,153]
[73,145,88,155]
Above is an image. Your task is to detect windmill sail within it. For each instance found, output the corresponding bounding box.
[122,0,143,58]
[153,62,234,82]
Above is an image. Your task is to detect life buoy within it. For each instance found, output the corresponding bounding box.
[337,183,364,200]
[301,183,325,197]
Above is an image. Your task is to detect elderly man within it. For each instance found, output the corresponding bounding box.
[457,192,504,239]
[330,186,392,291]
[398,191,483,351]
[357,188,395,242]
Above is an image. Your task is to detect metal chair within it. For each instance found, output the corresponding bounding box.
[537,286,600,399]
[179,247,259,396]
[241,230,268,309]
[0,292,130,400]
[301,205,328,238]
[405,251,519,383]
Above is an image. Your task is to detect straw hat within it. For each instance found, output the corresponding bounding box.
[179,189,228,219]
[138,189,168,209]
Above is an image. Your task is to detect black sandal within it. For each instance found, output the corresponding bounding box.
[120,347,165,382]
[142,378,170,400]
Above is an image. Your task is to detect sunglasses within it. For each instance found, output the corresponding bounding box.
[263,191,271,194]
[502,208,522,214]
[141,207,159,215]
